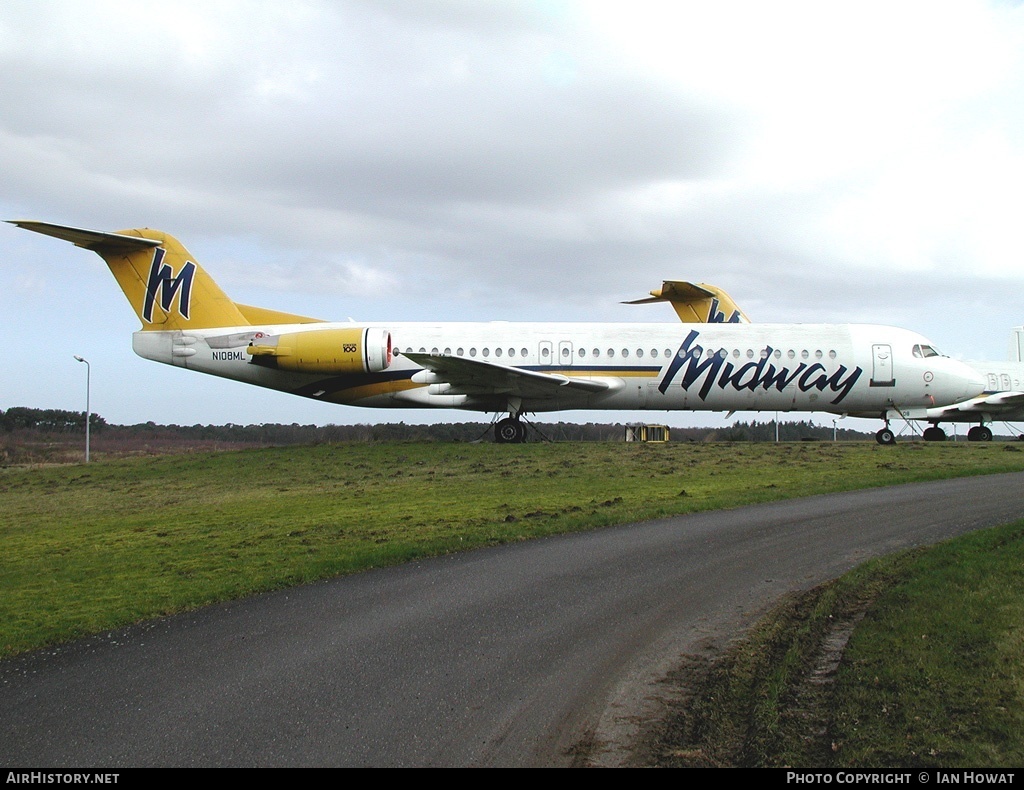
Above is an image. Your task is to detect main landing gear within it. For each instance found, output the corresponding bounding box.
[967,424,993,442]
[923,422,991,441]
[494,416,527,444]
[494,398,530,444]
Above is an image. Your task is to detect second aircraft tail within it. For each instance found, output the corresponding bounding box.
[624,280,750,323]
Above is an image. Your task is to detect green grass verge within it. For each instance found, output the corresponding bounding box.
[646,519,1024,768]
[3,441,1024,659]
[830,520,1024,767]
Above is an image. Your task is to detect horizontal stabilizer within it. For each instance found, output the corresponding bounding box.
[623,281,718,305]
[7,220,161,251]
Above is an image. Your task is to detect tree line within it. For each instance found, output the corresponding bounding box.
[1,406,873,443]
[1,407,108,433]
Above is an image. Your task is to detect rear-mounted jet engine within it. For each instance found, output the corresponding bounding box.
[247,327,392,374]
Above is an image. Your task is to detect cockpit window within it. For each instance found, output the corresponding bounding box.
[913,344,941,358]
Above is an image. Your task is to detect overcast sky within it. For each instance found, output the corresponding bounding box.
[2,0,1023,429]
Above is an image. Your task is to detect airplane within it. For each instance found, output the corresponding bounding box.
[913,332,1024,441]
[8,220,985,444]
[653,279,1024,442]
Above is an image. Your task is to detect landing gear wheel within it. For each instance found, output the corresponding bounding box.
[968,425,993,442]
[923,426,947,442]
[495,418,526,444]
[876,428,896,445]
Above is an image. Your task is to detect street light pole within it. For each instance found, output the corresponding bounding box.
[74,356,90,463]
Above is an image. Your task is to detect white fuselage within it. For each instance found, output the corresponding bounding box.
[968,360,1024,397]
[133,321,985,420]
[932,358,1024,424]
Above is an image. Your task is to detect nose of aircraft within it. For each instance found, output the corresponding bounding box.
[943,359,986,404]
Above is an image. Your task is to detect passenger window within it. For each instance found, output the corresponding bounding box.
[482,348,490,357]
[622,349,630,358]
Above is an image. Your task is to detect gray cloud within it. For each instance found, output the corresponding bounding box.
[3,0,1023,425]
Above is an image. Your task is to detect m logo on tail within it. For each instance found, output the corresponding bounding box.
[143,247,196,323]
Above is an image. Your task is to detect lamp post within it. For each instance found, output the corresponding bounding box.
[74,356,90,463]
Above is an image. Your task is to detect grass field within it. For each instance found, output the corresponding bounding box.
[3,440,1024,659]
[647,518,1024,768]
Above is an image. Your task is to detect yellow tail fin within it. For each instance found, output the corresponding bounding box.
[8,221,321,330]
[623,280,750,323]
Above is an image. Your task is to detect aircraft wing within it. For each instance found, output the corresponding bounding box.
[403,352,615,398]
[925,391,1024,419]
